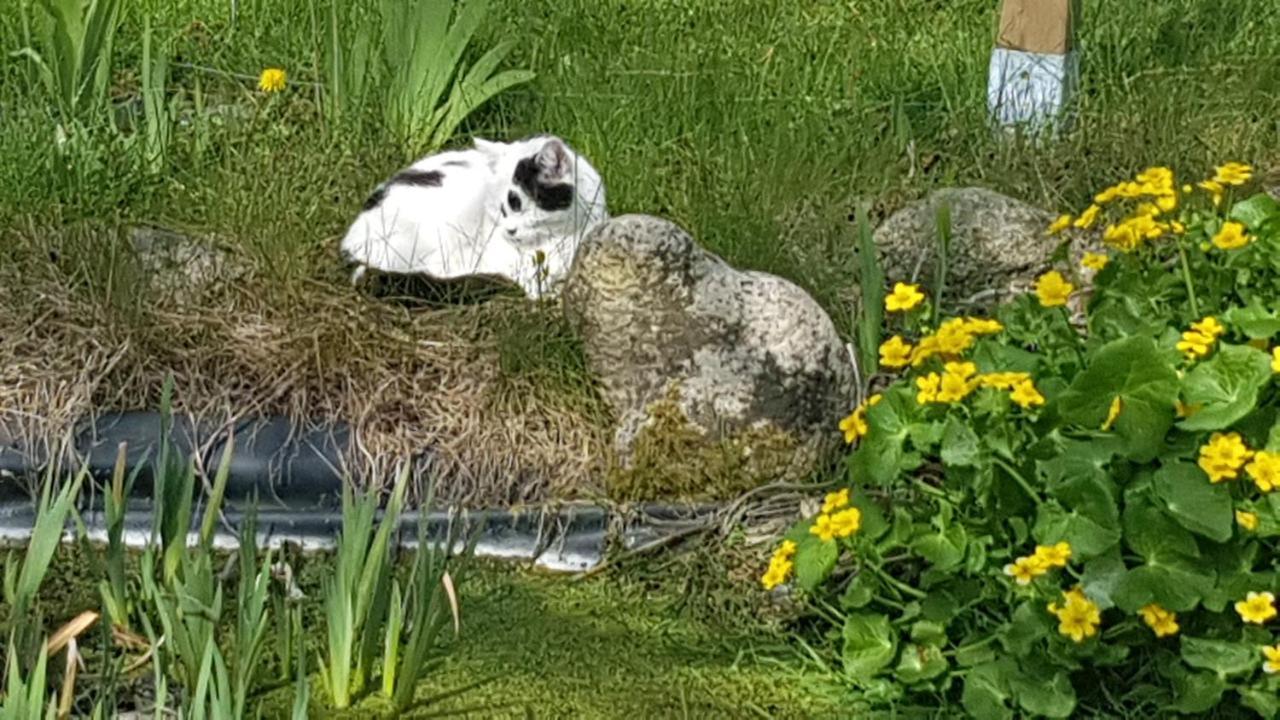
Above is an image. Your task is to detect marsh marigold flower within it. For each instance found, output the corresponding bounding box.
[1003,556,1047,585]
[1264,645,1280,674]
[1212,221,1251,251]
[1177,316,1224,360]
[1034,542,1072,568]
[934,319,976,356]
[1048,588,1101,643]
[1198,180,1225,207]
[1073,204,1102,230]
[1247,451,1280,493]
[1034,271,1073,308]
[916,373,941,405]
[760,540,797,590]
[828,508,861,538]
[1236,591,1277,624]
[1009,379,1045,409]
[1273,348,1280,373]
[937,361,978,403]
[1081,252,1109,271]
[1199,432,1254,483]
[1139,604,1179,638]
[879,336,913,369]
[838,394,881,444]
[1237,510,1259,532]
[1213,162,1253,186]
[1102,396,1122,431]
[885,282,925,312]
[1047,214,1073,235]
[909,334,940,367]
[977,372,1030,390]
[258,68,287,93]
[822,488,850,514]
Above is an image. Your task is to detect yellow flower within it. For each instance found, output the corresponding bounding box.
[1264,645,1280,674]
[1073,204,1102,229]
[1047,214,1073,235]
[1212,221,1251,251]
[1237,510,1259,532]
[1048,588,1101,643]
[258,68,287,93]
[1081,252,1109,271]
[1009,379,1046,409]
[1213,162,1253,187]
[829,508,862,538]
[1236,591,1277,624]
[885,282,925,312]
[909,334,940,367]
[761,540,797,589]
[934,318,976,355]
[761,555,793,589]
[1190,316,1226,339]
[1034,271,1074,308]
[1033,542,1072,568]
[916,373,941,405]
[937,361,978,403]
[809,514,836,542]
[1198,179,1225,207]
[978,371,1031,390]
[1155,192,1179,213]
[1102,396,1122,431]
[1273,348,1280,373]
[1247,451,1280,493]
[1175,400,1202,418]
[838,394,881,444]
[879,336,914,369]
[962,317,1004,336]
[821,489,850,514]
[1199,432,1254,483]
[1002,555,1048,585]
[1139,604,1179,638]
[1177,317,1223,360]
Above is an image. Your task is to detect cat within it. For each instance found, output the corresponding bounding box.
[340,135,608,299]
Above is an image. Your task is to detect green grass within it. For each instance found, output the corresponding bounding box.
[4,0,1279,324]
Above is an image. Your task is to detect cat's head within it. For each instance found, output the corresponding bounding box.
[475,136,608,249]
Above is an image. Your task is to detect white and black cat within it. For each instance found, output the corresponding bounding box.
[340,135,607,298]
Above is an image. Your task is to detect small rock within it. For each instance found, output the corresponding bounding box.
[562,215,856,499]
[130,225,245,303]
[872,187,1062,312]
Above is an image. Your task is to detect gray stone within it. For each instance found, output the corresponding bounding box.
[562,215,855,495]
[872,187,1062,312]
[130,226,245,302]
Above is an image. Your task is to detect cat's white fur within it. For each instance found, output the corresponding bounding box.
[340,136,607,298]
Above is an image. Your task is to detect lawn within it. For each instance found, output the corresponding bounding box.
[2,0,1280,717]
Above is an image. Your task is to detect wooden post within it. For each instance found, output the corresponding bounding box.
[986,0,1081,135]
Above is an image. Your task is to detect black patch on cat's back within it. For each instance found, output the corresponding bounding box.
[513,158,574,212]
[361,169,444,212]
[390,169,444,188]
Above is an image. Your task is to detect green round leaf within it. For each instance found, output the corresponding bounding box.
[1177,344,1273,431]
[842,612,897,682]
[1153,461,1234,542]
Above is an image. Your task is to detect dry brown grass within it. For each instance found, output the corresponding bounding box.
[0,220,612,505]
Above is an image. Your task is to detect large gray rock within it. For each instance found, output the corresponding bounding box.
[873,187,1061,311]
[562,215,855,498]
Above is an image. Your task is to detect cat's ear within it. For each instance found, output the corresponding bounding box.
[535,138,571,179]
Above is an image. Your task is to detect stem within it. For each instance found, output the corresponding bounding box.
[868,563,928,600]
[993,457,1043,506]
[1177,241,1200,317]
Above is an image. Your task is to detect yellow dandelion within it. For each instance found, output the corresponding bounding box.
[258,67,287,93]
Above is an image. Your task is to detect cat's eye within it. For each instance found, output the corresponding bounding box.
[507,191,522,212]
